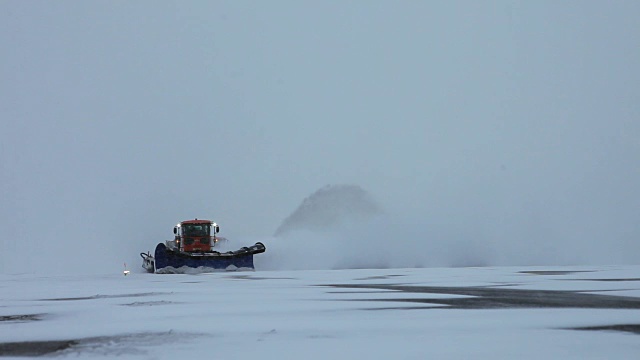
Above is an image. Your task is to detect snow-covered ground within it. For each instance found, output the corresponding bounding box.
[2,265,640,359]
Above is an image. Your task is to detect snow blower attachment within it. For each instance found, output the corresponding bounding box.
[140,219,266,273]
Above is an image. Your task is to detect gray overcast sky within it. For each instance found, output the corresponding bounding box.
[1,1,639,273]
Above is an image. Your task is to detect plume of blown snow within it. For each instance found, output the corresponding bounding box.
[258,184,495,270]
[253,184,636,271]
[274,184,380,237]
[255,213,495,271]
[259,184,494,270]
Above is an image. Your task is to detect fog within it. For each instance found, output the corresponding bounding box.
[1,1,639,274]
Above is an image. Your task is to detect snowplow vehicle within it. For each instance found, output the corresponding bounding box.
[140,219,265,273]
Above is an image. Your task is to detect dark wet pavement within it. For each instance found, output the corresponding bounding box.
[326,283,640,309]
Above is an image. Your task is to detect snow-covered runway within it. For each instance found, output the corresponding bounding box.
[2,266,640,359]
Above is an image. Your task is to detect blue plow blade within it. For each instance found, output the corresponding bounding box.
[153,242,266,273]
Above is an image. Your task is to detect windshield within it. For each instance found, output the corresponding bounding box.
[181,224,210,237]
